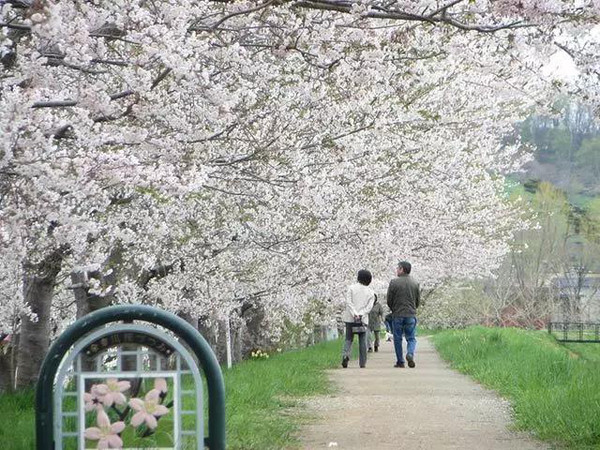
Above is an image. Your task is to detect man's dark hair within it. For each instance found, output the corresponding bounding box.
[398,261,412,274]
[357,269,372,286]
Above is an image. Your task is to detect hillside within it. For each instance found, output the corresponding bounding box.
[517,103,600,206]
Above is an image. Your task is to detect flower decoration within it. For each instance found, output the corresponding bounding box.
[129,389,170,429]
[94,378,131,407]
[84,385,106,412]
[83,377,171,445]
[84,410,125,449]
[154,377,168,400]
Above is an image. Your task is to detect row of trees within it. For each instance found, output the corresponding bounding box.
[1,1,600,389]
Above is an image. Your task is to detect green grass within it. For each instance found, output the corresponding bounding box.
[0,339,342,449]
[564,342,600,363]
[0,389,35,449]
[418,327,447,337]
[432,326,600,449]
[224,339,341,448]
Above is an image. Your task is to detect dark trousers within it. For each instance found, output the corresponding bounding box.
[342,322,367,367]
[367,326,380,349]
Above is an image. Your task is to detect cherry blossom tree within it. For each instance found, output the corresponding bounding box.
[2,0,599,386]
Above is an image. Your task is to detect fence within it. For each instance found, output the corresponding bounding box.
[548,322,600,343]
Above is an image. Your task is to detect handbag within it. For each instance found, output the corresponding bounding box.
[351,317,367,333]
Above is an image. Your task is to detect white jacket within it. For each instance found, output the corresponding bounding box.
[342,282,375,325]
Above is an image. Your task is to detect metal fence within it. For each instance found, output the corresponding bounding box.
[548,322,600,343]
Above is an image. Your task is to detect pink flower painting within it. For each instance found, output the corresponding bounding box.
[84,410,125,449]
[154,377,168,395]
[82,377,172,444]
[129,389,170,429]
[94,378,131,407]
[84,385,106,412]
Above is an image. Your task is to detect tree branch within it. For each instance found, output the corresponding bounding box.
[211,0,275,29]
[427,0,464,18]
[0,22,31,31]
[291,0,531,32]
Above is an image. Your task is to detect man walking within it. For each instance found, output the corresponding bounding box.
[387,261,420,368]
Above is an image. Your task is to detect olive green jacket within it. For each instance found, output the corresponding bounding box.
[368,302,385,330]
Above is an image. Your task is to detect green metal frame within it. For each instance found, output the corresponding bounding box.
[35,305,226,450]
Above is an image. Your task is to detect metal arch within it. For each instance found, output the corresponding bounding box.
[36,305,225,450]
[53,323,204,449]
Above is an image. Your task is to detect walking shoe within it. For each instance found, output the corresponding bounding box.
[394,362,405,368]
[374,346,379,352]
[368,347,373,353]
[360,365,366,368]
[342,356,349,368]
[406,354,415,368]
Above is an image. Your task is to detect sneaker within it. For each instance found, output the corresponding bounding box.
[360,365,366,368]
[394,362,405,368]
[367,347,373,353]
[406,354,415,368]
[342,356,349,368]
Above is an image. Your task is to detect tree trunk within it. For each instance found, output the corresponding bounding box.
[73,245,123,319]
[0,335,15,392]
[72,271,113,318]
[16,247,66,388]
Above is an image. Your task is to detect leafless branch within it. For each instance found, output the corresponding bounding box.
[427,0,464,18]
[292,0,531,32]
[211,0,275,29]
[0,22,31,31]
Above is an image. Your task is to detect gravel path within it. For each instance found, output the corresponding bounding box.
[298,336,549,449]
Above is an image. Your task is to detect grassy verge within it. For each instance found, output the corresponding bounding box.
[0,388,35,450]
[431,326,600,449]
[418,327,447,337]
[223,339,341,448]
[0,339,342,450]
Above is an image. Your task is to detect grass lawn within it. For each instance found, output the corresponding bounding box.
[432,326,600,449]
[0,338,343,450]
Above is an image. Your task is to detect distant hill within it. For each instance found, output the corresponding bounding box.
[516,102,600,206]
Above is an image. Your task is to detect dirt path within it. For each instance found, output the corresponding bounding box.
[298,337,549,449]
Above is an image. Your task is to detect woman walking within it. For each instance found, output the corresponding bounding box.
[341,269,375,368]
[367,294,384,352]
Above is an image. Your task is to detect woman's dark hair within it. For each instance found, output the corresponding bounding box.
[357,269,372,286]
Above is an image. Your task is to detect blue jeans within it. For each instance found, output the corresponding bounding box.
[384,316,392,333]
[392,317,417,364]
